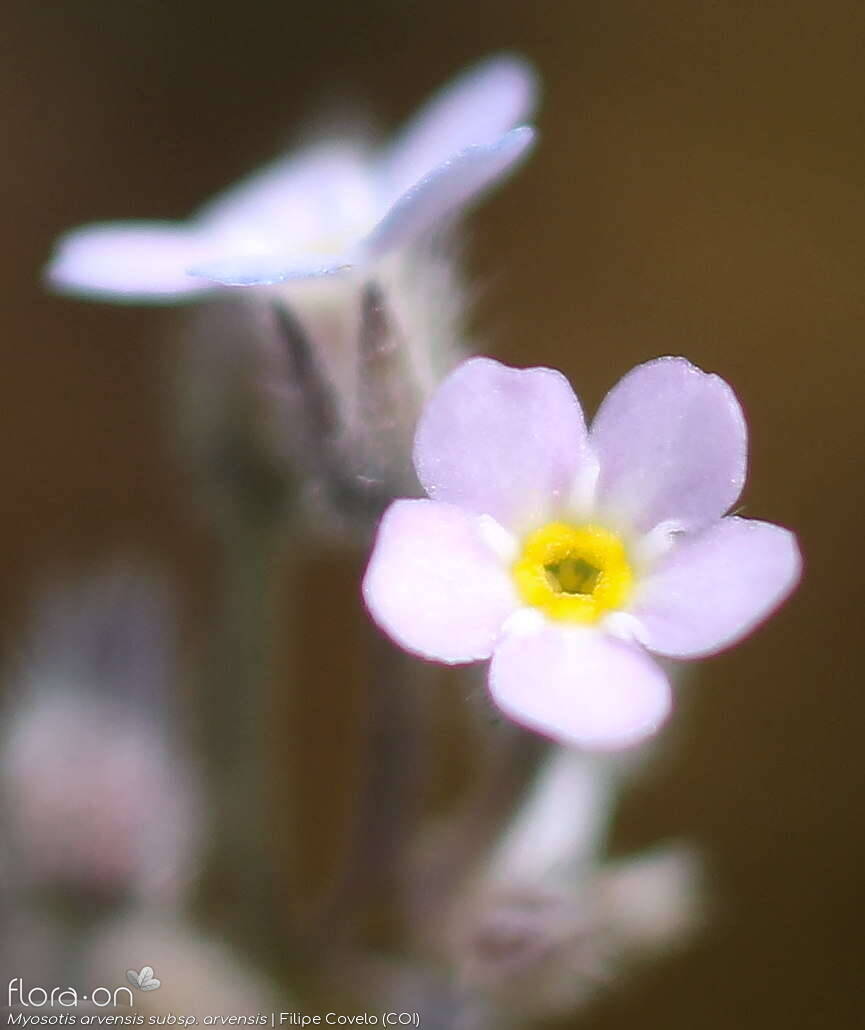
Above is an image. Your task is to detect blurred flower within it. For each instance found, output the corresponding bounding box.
[46,56,537,535]
[450,845,702,1022]
[45,55,536,300]
[453,884,608,1018]
[363,357,802,749]
[0,569,200,908]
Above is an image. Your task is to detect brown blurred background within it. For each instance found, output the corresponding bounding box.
[2,1,864,1026]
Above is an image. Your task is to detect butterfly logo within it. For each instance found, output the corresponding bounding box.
[126,967,161,991]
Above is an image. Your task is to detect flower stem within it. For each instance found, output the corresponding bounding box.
[196,517,293,973]
[486,745,624,888]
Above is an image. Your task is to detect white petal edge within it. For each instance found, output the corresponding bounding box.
[362,499,519,664]
[189,252,356,286]
[490,625,673,751]
[633,516,802,659]
[363,127,536,259]
[383,53,538,200]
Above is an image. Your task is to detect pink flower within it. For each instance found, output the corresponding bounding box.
[363,357,801,750]
[45,55,536,301]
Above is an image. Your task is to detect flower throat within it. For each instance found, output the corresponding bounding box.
[513,522,634,624]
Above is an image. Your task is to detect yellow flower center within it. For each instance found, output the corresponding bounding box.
[512,522,634,624]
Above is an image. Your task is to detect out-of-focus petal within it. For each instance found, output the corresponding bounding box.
[198,141,377,252]
[413,356,592,532]
[363,499,519,664]
[591,357,747,533]
[363,127,536,259]
[46,222,214,301]
[633,516,802,658]
[383,54,538,200]
[189,252,355,286]
[489,625,672,750]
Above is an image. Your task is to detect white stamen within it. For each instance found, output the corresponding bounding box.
[633,519,685,567]
[602,611,650,646]
[476,514,520,563]
[567,452,600,517]
[500,606,546,639]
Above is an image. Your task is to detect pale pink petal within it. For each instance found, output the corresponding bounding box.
[633,516,802,659]
[383,54,538,200]
[591,357,747,533]
[46,222,214,301]
[363,128,536,259]
[196,130,535,284]
[198,141,377,252]
[413,356,592,532]
[489,625,672,750]
[362,500,519,664]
